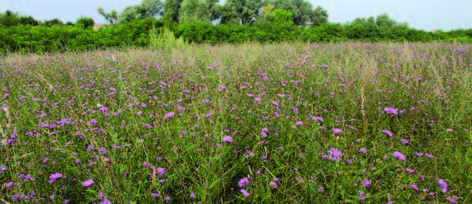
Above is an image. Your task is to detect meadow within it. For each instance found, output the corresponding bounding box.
[0,41,471,203]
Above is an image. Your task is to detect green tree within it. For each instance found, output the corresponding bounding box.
[118,0,164,23]
[76,16,95,29]
[97,7,118,24]
[272,9,292,24]
[163,0,184,22]
[376,13,396,28]
[270,0,312,25]
[0,10,19,26]
[179,0,218,22]
[220,0,263,25]
[257,2,275,22]
[310,5,327,26]
[44,18,63,27]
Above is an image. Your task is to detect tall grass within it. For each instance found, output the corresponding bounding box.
[0,42,471,203]
[149,26,189,51]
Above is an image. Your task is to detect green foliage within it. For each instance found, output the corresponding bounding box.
[179,0,211,23]
[76,16,95,29]
[222,0,264,25]
[44,18,64,27]
[311,6,328,26]
[0,17,471,55]
[118,0,164,24]
[163,0,184,22]
[271,9,293,25]
[149,25,189,50]
[97,7,118,24]
[0,10,40,27]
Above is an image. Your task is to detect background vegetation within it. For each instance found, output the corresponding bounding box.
[0,0,471,55]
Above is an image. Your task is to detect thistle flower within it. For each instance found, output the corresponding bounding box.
[332,128,343,135]
[382,130,393,137]
[82,179,94,187]
[384,107,399,115]
[393,151,406,160]
[163,112,175,119]
[327,148,342,161]
[438,179,448,193]
[222,136,233,143]
[100,147,107,155]
[238,177,250,188]
[157,167,165,176]
[362,178,371,187]
[240,189,250,197]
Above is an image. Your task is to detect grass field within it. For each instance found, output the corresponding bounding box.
[1,42,472,203]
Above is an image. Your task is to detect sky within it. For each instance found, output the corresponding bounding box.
[1,0,471,31]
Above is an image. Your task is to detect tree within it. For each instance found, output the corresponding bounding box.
[310,6,327,26]
[0,10,19,26]
[97,7,118,24]
[220,0,264,25]
[44,18,63,27]
[257,3,275,22]
[269,0,311,25]
[179,0,211,22]
[376,13,396,28]
[163,0,184,22]
[114,0,163,23]
[76,16,95,29]
[272,9,292,24]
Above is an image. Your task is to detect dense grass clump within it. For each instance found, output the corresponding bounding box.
[1,42,471,203]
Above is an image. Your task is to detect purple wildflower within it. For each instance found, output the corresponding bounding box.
[332,128,343,135]
[270,181,277,188]
[382,130,393,137]
[327,148,342,161]
[362,178,371,187]
[222,136,233,143]
[240,189,250,197]
[359,191,366,200]
[411,183,419,190]
[393,151,406,160]
[82,179,94,187]
[163,112,174,119]
[238,177,250,188]
[384,107,399,115]
[438,179,448,193]
[100,147,107,155]
[157,167,165,176]
[447,196,457,203]
[360,148,367,153]
[50,173,62,180]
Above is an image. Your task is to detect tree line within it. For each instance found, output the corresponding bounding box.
[0,0,471,55]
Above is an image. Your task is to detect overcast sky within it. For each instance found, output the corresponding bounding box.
[1,0,471,31]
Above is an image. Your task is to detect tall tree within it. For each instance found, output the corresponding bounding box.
[117,0,164,23]
[163,0,184,22]
[179,0,211,22]
[76,16,95,29]
[221,0,263,25]
[376,13,396,28]
[44,18,63,27]
[310,5,327,26]
[257,2,275,22]
[97,7,118,24]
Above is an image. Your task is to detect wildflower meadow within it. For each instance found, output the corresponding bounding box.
[1,41,471,203]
